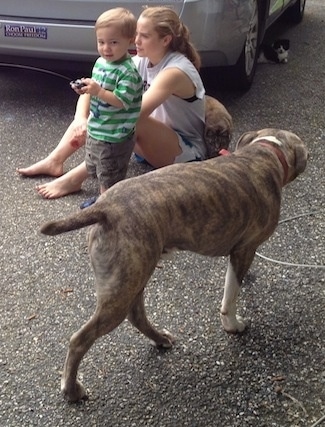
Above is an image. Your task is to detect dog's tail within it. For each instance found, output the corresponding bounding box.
[40,208,106,236]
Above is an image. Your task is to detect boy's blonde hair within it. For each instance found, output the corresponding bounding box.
[96,7,137,39]
[139,6,201,70]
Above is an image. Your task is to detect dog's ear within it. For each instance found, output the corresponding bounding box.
[236,131,259,149]
[278,130,308,176]
[277,130,308,183]
[294,142,308,176]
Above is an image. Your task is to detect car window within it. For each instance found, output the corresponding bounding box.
[269,0,284,15]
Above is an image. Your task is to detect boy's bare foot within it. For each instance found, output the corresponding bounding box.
[17,157,64,177]
[36,176,82,199]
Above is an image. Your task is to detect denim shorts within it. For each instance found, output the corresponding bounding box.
[173,133,205,163]
[85,134,135,189]
[134,133,205,166]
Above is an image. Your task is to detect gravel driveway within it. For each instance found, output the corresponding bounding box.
[0,1,324,426]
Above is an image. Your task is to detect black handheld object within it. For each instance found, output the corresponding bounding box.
[70,79,86,89]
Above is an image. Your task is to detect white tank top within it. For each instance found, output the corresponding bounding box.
[134,52,206,158]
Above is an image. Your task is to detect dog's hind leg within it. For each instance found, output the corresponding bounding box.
[61,305,128,402]
[220,248,256,333]
[128,291,175,348]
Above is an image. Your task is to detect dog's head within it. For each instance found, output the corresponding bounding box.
[204,95,233,158]
[236,128,308,184]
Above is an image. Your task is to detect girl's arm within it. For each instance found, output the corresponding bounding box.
[74,93,91,120]
[140,67,196,118]
[72,94,90,139]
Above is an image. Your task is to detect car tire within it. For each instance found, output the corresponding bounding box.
[228,0,261,91]
[285,0,306,24]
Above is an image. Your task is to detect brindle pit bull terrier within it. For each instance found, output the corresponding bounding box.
[40,128,308,402]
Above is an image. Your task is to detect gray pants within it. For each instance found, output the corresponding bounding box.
[85,134,135,190]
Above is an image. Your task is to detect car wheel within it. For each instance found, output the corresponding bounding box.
[229,0,261,91]
[285,0,306,24]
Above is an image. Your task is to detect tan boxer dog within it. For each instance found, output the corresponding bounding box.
[40,128,308,402]
[204,95,233,157]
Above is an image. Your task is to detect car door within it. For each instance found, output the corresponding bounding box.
[0,0,185,61]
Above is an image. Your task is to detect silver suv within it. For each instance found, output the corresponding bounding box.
[0,0,306,89]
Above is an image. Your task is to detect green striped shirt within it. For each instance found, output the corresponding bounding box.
[88,55,142,143]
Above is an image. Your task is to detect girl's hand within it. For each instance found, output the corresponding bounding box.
[72,118,88,140]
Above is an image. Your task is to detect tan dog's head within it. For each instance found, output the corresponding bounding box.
[236,128,308,184]
[204,95,233,158]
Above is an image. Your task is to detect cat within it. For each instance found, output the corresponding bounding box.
[258,39,290,64]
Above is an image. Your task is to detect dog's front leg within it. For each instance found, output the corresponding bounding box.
[220,250,255,333]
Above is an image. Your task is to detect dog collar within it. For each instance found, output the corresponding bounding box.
[251,135,282,147]
[257,141,289,185]
[218,141,288,185]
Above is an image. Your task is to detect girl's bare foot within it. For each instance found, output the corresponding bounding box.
[35,162,89,199]
[36,177,82,199]
[17,157,64,177]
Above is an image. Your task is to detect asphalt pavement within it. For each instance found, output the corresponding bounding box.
[0,1,324,426]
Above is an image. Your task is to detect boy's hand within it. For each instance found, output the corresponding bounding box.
[70,78,100,96]
[70,78,87,95]
[80,78,102,96]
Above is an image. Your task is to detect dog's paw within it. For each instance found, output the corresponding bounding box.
[220,314,247,334]
[151,328,175,349]
[61,378,88,403]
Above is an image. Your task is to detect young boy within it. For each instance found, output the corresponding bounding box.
[71,8,143,208]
